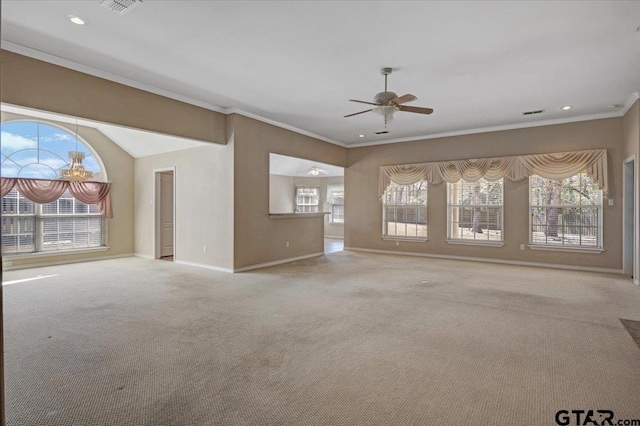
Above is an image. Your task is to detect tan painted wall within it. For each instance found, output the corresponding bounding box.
[1,50,226,144]
[1,112,135,269]
[233,114,347,269]
[346,118,624,270]
[269,175,295,213]
[622,100,640,281]
[623,100,640,158]
[134,142,234,270]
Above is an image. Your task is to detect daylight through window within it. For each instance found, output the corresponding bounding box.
[383,181,428,239]
[1,121,106,255]
[448,179,503,242]
[529,172,602,248]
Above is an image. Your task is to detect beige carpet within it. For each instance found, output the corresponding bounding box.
[3,252,640,425]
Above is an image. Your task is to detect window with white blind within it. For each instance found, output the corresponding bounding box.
[529,172,602,249]
[447,178,504,244]
[327,184,344,224]
[1,188,104,254]
[1,120,106,255]
[295,185,319,213]
[383,181,428,239]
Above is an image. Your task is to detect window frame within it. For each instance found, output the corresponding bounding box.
[1,119,109,258]
[327,184,344,225]
[381,180,428,242]
[2,188,107,257]
[528,172,604,253]
[295,185,320,213]
[446,178,505,247]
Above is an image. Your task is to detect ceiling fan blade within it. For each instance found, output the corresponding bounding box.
[398,105,434,115]
[390,94,418,105]
[349,99,378,106]
[344,109,373,118]
[317,169,330,174]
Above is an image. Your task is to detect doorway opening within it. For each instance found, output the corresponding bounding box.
[154,168,175,261]
[623,156,636,281]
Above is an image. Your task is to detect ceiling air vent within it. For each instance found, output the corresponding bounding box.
[522,109,545,116]
[375,130,389,135]
[100,0,143,15]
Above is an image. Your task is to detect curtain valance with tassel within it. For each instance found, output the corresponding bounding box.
[379,149,608,198]
[0,178,113,218]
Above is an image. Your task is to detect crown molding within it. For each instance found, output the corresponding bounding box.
[225,108,346,147]
[621,91,640,115]
[346,110,630,148]
[3,41,637,150]
[1,41,227,114]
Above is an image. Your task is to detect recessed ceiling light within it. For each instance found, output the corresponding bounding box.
[561,105,573,110]
[67,14,87,25]
[608,104,622,109]
[358,134,365,138]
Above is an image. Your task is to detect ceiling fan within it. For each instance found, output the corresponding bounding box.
[295,165,330,176]
[306,165,329,176]
[344,67,433,127]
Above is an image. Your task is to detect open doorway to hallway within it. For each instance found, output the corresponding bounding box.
[154,168,175,261]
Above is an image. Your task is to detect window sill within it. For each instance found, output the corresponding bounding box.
[3,246,110,260]
[446,239,505,247]
[269,212,329,219]
[382,236,428,243]
[527,245,604,254]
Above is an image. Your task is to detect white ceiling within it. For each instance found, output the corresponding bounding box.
[270,153,344,177]
[2,1,639,147]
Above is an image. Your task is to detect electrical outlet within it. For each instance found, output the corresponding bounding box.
[4,261,12,267]
[396,241,400,246]
[203,245,207,253]
[608,199,614,206]
[285,241,289,248]
[139,238,143,244]
[520,244,525,250]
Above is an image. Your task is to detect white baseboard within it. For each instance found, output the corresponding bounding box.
[3,253,135,271]
[174,260,234,274]
[134,253,154,260]
[233,252,324,273]
[634,279,639,286]
[324,236,344,240]
[345,247,624,275]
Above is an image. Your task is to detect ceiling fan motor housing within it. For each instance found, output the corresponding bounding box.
[374,91,398,104]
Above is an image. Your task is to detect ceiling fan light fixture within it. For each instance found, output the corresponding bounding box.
[309,168,320,176]
[372,105,399,121]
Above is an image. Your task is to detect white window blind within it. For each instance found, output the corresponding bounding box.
[296,185,319,213]
[529,172,602,248]
[383,181,428,238]
[327,184,344,224]
[447,178,504,242]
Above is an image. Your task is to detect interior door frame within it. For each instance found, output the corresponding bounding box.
[154,167,176,261]
[623,155,638,284]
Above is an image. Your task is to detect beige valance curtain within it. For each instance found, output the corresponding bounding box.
[0,178,113,218]
[379,149,608,197]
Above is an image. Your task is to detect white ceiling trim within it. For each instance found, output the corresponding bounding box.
[2,41,638,150]
[226,108,345,147]
[347,94,640,149]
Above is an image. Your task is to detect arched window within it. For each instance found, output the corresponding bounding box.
[1,121,107,255]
